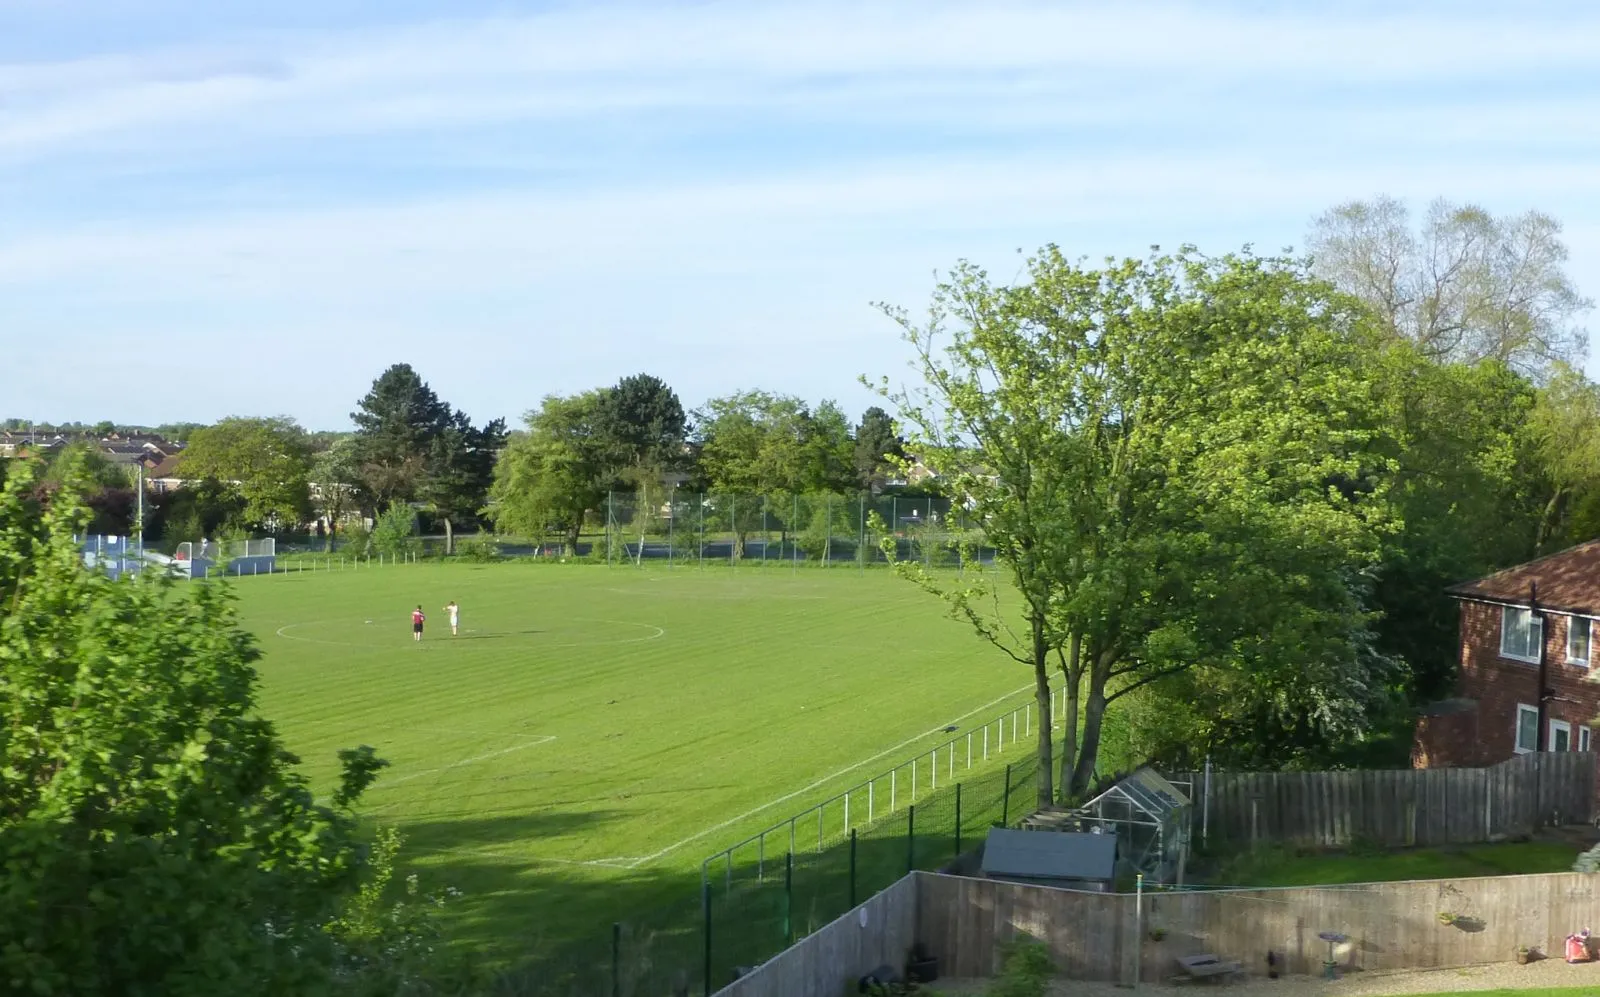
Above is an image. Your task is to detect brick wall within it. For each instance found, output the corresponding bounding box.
[1416,599,1600,797]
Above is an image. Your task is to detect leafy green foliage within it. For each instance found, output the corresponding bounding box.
[371,503,419,558]
[178,416,314,531]
[0,455,461,995]
[854,406,906,495]
[988,934,1053,997]
[350,365,504,540]
[594,372,689,478]
[454,532,502,562]
[312,438,362,549]
[490,392,614,555]
[877,247,1397,796]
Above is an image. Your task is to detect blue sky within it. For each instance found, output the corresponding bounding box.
[2,1,1598,430]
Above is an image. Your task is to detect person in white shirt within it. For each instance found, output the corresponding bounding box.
[445,601,460,636]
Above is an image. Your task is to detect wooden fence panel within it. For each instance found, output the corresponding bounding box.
[1190,753,1596,850]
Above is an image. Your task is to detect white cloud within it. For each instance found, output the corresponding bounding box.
[1,0,1597,425]
[2,1,1598,162]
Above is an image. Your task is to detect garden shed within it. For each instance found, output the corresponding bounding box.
[981,827,1117,891]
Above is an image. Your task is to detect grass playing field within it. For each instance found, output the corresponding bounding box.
[229,560,1034,972]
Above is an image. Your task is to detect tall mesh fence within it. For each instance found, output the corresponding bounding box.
[488,739,1045,997]
[700,750,1039,992]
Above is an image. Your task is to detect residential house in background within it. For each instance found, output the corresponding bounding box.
[1413,540,1600,772]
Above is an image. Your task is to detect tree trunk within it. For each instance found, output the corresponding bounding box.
[1069,666,1109,797]
[566,523,581,558]
[443,516,453,557]
[1058,633,1082,802]
[1031,614,1054,810]
[1536,488,1565,555]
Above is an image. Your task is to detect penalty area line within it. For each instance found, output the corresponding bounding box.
[627,681,1036,868]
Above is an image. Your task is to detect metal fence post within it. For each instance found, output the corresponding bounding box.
[701,879,712,997]
[784,850,794,946]
[849,829,858,908]
[1002,763,1012,826]
[907,804,916,873]
[611,922,621,997]
[955,783,963,857]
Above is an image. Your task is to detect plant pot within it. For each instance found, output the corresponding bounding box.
[1516,951,1530,965]
[906,957,939,983]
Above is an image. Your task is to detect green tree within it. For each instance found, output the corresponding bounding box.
[1526,362,1600,552]
[351,365,505,550]
[311,438,361,551]
[418,412,507,555]
[1308,196,1592,377]
[0,455,459,995]
[854,406,906,495]
[178,416,313,532]
[1365,351,1543,709]
[696,391,848,556]
[594,373,688,479]
[490,392,613,556]
[877,247,1396,801]
[370,503,418,558]
[350,364,452,512]
[37,442,135,535]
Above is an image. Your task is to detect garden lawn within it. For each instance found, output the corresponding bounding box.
[229,561,1033,973]
[1206,841,1584,888]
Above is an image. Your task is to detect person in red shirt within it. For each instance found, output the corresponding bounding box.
[411,605,425,642]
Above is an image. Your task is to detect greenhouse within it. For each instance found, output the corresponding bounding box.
[1068,767,1193,885]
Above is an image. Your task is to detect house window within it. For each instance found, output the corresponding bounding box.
[1581,725,1593,753]
[1515,704,1540,754]
[1570,617,1592,667]
[1501,606,1544,663]
[1551,719,1573,752]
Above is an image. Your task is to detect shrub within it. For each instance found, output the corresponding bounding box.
[989,934,1053,997]
[371,504,419,558]
[455,533,502,563]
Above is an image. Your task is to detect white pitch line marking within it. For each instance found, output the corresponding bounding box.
[627,682,1037,867]
[378,736,557,789]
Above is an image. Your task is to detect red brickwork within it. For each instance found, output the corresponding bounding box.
[1414,599,1600,805]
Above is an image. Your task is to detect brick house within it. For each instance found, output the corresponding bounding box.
[1413,540,1600,770]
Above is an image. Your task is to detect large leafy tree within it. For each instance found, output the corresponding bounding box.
[311,438,361,550]
[350,364,505,546]
[853,406,906,495]
[877,248,1396,803]
[695,391,851,556]
[349,364,452,512]
[1308,196,1591,377]
[593,373,688,482]
[1365,351,1544,708]
[489,392,613,555]
[418,412,507,554]
[0,455,446,995]
[178,416,313,531]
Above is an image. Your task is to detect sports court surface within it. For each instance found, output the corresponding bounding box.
[233,561,1031,959]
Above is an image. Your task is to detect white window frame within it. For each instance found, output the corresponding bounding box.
[1551,719,1573,752]
[1515,704,1540,754]
[1570,616,1592,667]
[1500,606,1544,664]
[1581,725,1592,753]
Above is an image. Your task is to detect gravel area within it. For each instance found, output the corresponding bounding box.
[933,959,1600,996]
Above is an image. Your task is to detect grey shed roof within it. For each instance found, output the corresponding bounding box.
[981,827,1117,882]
